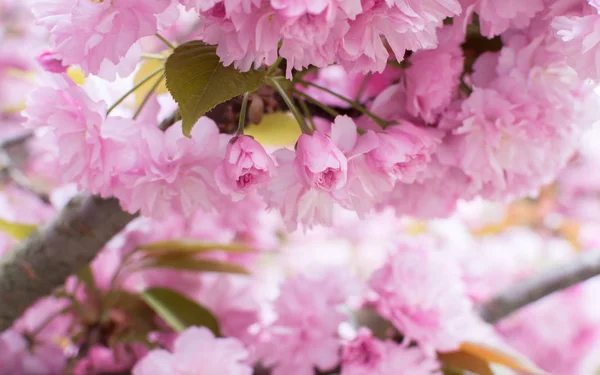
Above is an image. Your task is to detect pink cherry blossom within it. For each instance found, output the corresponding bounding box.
[0,297,72,375]
[265,116,381,230]
[404,35,463,123]
[368,240,476,352]
[474,0,544,38]
[24,74,136,197]
[197,274,261,343]
[215,135,276,201]
[552,8,600,80]
[258,270,353,375]
[31,0,172,78]
[115,119,227,217]
[133,326,252,375]
[341,328,441,375]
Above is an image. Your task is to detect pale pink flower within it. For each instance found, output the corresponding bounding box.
[368,240,476,352]
[258,270,352,375]
[0,297,72,375]
[116,119,227,218]
[31,0,171,78]
[197,274,261,344]
[497,284,600,375]
[265,116,380,230]
[73,344,147,375]
[404,37,463,123]
[271,0,330,17]
[24,74,136,196]
[215,135,275,201]
[133,326,252,375]
[341,328,441,375]
[365,124,441,184]
[475,0,544,37]
[339,0,459,73]
[198,3,282,71]
[552,11,600,79]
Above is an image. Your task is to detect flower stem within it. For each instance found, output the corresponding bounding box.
[133,73,165,120]
[297,79,390,127]
[142,53,167,60]
[238,92,249,135]
[106,66,164,115]
[268,77,312,134]
[267,57,283,76]
[297,97,316,130]
[293,89,341,118]
[155,33,175,50]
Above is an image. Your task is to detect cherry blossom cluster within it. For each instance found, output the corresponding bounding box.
[22,13,600,231]
[3,0,600,374]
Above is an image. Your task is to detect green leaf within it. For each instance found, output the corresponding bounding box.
[141,287,220,335]
[0,218,36,240]
[141,256,250,275]
[139,240,254,254]
[76,265,96,292]
[165,41,266,136]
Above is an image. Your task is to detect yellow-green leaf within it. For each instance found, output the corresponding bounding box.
[139,240,253,254]
[0,219,36,240]
[459,342,547,374]
[141,287,220,335]
[439,351,494,375]
[244,112,301,146]
[141,257,250,275]
[165,41,266,136]
[134,60,168,106]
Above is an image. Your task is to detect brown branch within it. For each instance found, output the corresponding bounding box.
[0,194,136,331]
[477,249,600,324]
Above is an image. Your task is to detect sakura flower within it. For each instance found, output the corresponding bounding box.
[197,274,262,344]
[133,326,252,375]
[339,0,460,73]
[475,0,544,38]
[258,270,353,375]
[552,9,600,80]
[368,240,476,352]
[215,135,276,201]
[341,328,441,375]
[24,74,136,197]
[0,297,73,375]
[116,118,227,218]
[404,37,463,123]
[31,0,172,78]
[265,116,379,230]
[365,123,441,185]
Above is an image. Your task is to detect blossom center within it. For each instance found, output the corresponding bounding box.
[237,173,254,189]
[316,168,337,190]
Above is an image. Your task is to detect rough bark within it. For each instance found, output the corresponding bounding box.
[0,195,135,331]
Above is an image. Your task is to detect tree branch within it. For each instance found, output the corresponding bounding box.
[0,194,135,331]
[477,249,600,324]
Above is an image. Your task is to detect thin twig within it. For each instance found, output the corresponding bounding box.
[477,249,600,323]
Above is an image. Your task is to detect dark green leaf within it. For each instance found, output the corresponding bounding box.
[141,287,220,335]
[165,41,266,136]
[76,265,95,292]
[141,256,250,275]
